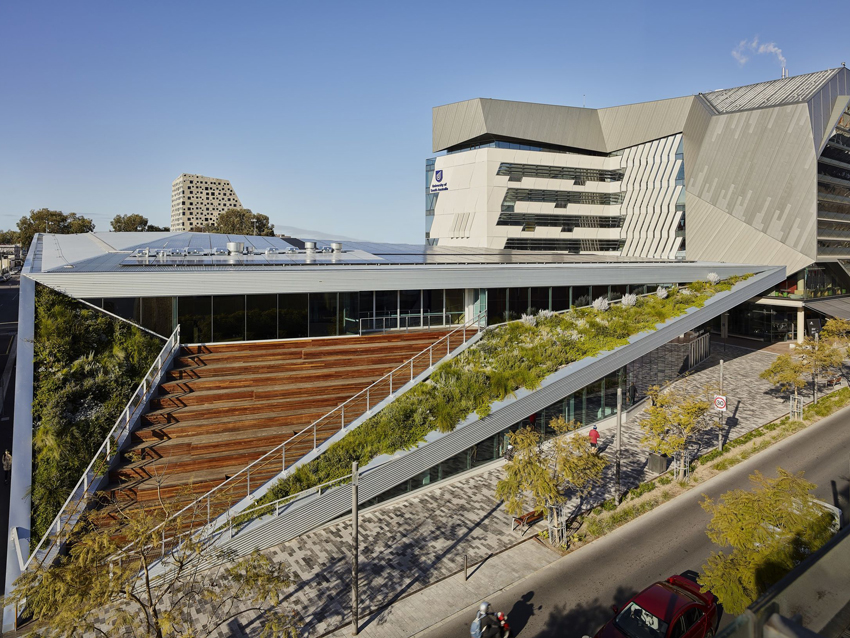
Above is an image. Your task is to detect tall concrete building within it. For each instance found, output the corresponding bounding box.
[170,173,242,232]
[428,67,850,273]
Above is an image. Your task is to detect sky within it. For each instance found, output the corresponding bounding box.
[0,0,847,243]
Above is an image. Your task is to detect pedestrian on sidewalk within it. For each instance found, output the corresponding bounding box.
[3,449,11,485]
[589,425,599,453]
[628,381,637,405]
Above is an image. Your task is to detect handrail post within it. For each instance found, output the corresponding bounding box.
[207,496,210,527]
[366,387,370,411]
[410,358,413,381]
[247,469,250,496]
[341,405,345,431]
[313,422,317,449]
[429,346,432,368]
[282,444,286,472]
[390,373,393,395]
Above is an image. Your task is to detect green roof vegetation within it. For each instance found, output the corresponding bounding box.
[248,276,751,520]
[31,285,162,541]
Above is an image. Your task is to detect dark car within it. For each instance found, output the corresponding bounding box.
[594,575,718,638]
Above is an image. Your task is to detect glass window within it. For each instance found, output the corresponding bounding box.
[246,294,277,341]
[422,289,443,327]
[592,286,609,303]
[400,290,422,328]
[213,295,245,342]
[552,287,569,312]
[339,292,360,335]
[439,450,469,480]
[103,297,141,324]
[178,296,212,343]
[358,291,374,319]
[375,290,397,317]
[446,289,465,324]
[615,603,669,638]
[279,293,308,339]
[309,292,338,337]
[585,380,603,425]
[530,287,550,313]
[487,288,508,324]
[572,286,590,308]
[508,288,529,319]
[141,297,174,337]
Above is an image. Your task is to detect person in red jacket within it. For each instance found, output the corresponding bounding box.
[589,425,600,453]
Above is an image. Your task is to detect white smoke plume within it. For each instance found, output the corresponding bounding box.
[731,37,787,68]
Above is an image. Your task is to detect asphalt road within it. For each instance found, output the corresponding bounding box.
[423,403,850,638]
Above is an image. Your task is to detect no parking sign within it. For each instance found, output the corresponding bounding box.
[714,395,727,412]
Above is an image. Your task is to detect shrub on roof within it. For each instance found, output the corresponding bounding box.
[250,275,753,516]
[30,284,162,542]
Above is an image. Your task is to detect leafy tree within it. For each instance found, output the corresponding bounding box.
[0,229,20,244]
[213,208,275,236]
[796,336,843,398]
[699,468,835,614]
[496,416,607,545]
[820,317,850,341]
[110,214,169,233]
[18,208,95,251]
[760,353,807,403]
[9,499,300,637]
[639,384,711,478]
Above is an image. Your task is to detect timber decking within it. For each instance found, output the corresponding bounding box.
[93,329,453,529]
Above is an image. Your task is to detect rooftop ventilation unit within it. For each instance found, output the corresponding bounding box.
[265,248,279,255]
[331,242,343,253]
[226,241,244,255]
[304,241,316,253]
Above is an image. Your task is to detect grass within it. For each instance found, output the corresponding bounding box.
[244,276,753,520]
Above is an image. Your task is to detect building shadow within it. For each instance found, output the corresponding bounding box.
[534,585,639,638]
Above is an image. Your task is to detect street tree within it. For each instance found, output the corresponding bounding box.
[820,317,850,341]
[110,214,169,232]
[796,336,843,401]
[213,208,275,236]
[699,468,834,615]
[9,500,301,637]
[496,416,607,545]
[759,353,807,405]
[639,383,711,479]
[17,208,96,251]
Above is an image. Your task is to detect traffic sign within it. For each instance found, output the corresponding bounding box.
[714,395,727,411]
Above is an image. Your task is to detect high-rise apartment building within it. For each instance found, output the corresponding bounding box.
[170,174,242,231]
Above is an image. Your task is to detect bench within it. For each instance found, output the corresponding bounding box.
[511,510,544,535]
[827,375,843,390]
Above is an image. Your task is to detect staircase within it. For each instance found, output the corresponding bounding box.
[93,330,452,530]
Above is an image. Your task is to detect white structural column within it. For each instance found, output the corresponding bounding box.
[3,274,35,632]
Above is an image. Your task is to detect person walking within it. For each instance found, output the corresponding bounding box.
[588,425,600,454]
[3,449,11,485]
[628,381,637,406]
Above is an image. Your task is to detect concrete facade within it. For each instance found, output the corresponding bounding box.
[170,173,242,232]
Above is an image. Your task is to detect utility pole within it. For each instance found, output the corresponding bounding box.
[616,387,622,501]
[718,359,724,452]
[351,461,359,635]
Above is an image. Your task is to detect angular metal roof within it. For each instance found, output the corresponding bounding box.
[702,69,839,113]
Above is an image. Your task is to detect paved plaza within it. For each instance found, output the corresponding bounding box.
[152,340,832,638]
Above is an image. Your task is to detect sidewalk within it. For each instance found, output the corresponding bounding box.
[190,342,809,637]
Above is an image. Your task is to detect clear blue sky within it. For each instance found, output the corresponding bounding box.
[1,0,846,243]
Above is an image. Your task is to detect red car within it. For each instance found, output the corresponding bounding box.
[594,575,719,638]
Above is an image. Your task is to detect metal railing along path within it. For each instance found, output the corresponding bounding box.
[11,325,181,575]
[358,312,466,334]
[130,311,487,556]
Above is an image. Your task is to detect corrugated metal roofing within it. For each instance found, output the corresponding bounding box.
[702,69,839,113]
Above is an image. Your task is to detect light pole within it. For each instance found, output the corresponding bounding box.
[616,387,622,501]
[718,359,724,452]
[351,461,359,635]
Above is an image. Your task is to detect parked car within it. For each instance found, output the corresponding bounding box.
[594,575,718,638]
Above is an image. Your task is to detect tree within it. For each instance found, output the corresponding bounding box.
[17,208,96,251]
[699,468,834,614]
[820,317,850,341]
[760,353,807,404]
[110,214,169,233]
[9,498,300,637]
[213,208,275,236]
[0,229,20,244]
[796,336,843,404]
[496,416,607,545]
[639,383,711,479]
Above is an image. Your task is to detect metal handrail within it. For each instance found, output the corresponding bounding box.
[130,311,487,551]
[16,325,180,573]
[359,312,466,334]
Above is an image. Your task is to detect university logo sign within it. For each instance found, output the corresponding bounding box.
[430,168,448,193]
